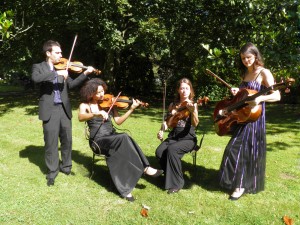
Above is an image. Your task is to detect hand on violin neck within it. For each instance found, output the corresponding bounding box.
[130,98,140,110]
[84,66,95,75]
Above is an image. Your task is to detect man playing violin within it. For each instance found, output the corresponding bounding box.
[31,40,95,186]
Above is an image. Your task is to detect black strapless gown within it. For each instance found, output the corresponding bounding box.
[87,116,149,197]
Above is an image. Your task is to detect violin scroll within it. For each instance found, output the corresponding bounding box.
[197,96,209,106]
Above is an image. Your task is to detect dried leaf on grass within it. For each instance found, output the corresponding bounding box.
[283,215,294,225]
[140,208,148,217]
[140,204,150,218]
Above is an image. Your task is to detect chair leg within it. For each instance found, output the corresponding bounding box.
[90,153,95,179]
[193,151,197,175]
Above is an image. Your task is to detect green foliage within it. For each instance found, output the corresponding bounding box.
[0,10,14,44]
[0,0,299,98]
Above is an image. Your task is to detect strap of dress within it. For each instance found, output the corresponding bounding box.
[254,68,266,81]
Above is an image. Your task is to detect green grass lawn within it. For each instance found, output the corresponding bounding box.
[0,91,299,225]
[0,84,24,93]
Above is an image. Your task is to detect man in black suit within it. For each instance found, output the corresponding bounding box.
[32,40,95,186]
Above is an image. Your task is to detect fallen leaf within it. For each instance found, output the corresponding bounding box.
[283,215,294,225]
[140,208,148,217]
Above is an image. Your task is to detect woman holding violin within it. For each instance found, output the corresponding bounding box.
[78,78,163,202]
[31,40,96,187]
[219,42,281,200]
[156,78,199,194]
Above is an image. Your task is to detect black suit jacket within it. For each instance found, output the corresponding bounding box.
[32,61,88,121]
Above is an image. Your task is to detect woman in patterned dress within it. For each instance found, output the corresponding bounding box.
[219,42,281,200]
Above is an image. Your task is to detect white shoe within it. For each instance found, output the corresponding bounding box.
[229,188,245,200]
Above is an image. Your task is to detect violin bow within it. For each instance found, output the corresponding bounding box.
[205,69,232,90]
[66,34,78,71]
[162,79,167,124]
[106,92,122,115]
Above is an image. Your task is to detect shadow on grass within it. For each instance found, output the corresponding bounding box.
[183,160,221,192]
[18,146,223,195]
[72,150,167,194]
[141,155,222,193]
[71,149,119,195]
[18,145,118,194]
[19,145,47,174]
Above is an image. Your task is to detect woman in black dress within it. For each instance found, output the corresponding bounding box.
[78,78,163,202]
[155,78,199,194]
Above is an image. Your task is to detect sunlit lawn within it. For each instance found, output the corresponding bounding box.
[0,90,299,225]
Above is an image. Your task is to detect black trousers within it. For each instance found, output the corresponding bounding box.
[156,138,195,190]
[42,104,72,179]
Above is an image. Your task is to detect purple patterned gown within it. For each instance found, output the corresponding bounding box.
[219,80,266,194]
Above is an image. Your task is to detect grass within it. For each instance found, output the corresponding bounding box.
[0,84,24,93]
[0,90,299,225]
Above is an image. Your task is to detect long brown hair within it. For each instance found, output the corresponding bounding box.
[238,42,264,77]
[174,78,195,102]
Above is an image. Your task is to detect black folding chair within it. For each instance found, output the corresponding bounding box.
[85,123,106,179]
[190,132,205,174]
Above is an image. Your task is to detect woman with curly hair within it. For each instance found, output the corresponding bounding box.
[78,78,163,202]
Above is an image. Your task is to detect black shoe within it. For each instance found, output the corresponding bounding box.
[47,178,55,186]
[61,170,71,175]
[60,168,71,175]
[167,188,180,194]
[148,170,164,178]
[125,196,135,202]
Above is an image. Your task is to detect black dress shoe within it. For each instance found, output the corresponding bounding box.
[47,178,55,186]
[167,188,180,194]
[60,168,71,175]
[61,170,71,175]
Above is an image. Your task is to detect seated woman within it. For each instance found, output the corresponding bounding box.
[78,78,163,202]
[156,78,199,194]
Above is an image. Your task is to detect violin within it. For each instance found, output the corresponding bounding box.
[99,94,149,110]
[213,78,295,136]
[54,58,101,75]
[166,97,209,128]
